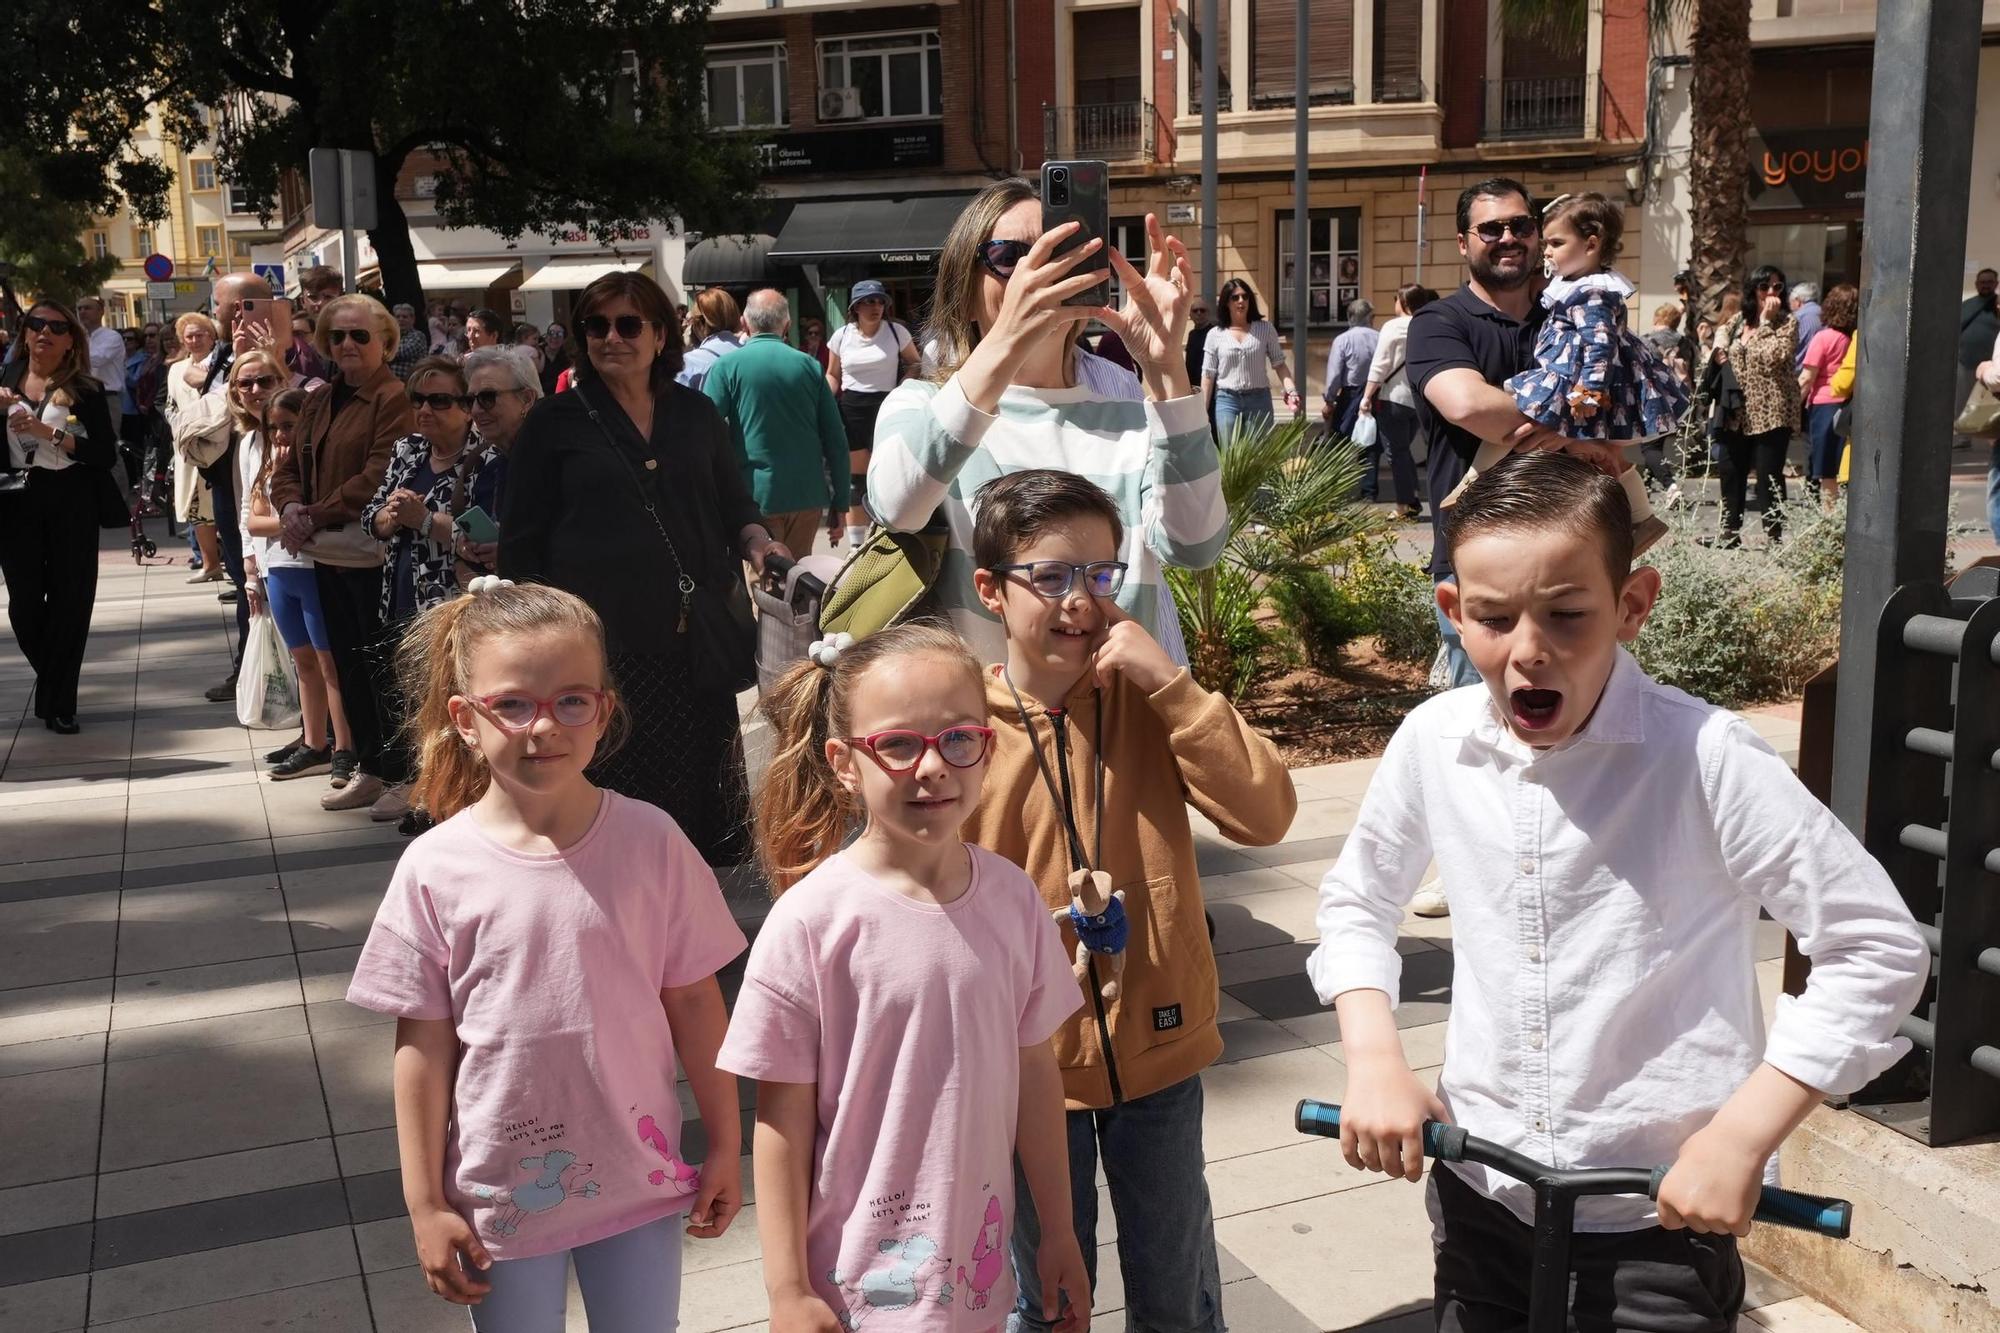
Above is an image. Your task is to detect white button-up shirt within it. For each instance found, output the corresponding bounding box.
[1307,651,1927,1230]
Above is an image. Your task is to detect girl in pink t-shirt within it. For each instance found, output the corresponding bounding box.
[719,622,1090,1332]
[347,580,747,1331]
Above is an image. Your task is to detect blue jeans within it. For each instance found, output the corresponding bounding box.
[1433,574,1482,690]
[1988,443,2000,545]
[1213,388,1273,444]
[1008,1074,1224,1333]
[470,1214,683,1332]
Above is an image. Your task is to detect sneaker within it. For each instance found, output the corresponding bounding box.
[369,783,412,822]
[1410,881,1450,918]
[269,746,332,781]
[204,671,238,703]
[265,737,306,766]
[322,773,384,811]
[329,750,358,789]
[1661,483,1686,510]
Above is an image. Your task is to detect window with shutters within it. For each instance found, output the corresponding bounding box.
[1275,208,1362,331]
[1073,9,1142,106]
[1373,0,1424,102]
[1186,3,1230,114]
[1251,0,1355,108]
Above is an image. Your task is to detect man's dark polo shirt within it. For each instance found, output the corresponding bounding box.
[1406,283,1548,576]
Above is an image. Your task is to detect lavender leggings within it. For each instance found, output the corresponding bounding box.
[469,1215,683,1333]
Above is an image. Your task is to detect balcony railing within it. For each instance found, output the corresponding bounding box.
[1375,75,1427,104]
[1043,102,1158,163]
[1480,75,1590,141]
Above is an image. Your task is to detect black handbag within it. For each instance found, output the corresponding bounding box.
[576,387,757,692]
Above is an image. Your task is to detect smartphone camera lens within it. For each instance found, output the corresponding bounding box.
[1050,167,1068,184]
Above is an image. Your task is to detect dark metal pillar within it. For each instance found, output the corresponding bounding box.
[1293,0,1309,420]
[1831,0,1983,833]
[1201,0,1219,303]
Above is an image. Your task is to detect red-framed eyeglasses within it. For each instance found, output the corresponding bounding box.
[844,726,995,774]
[468,690,609,732]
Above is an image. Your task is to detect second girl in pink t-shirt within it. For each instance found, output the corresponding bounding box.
[347,580,747,1330]
[720,622,1090,1332]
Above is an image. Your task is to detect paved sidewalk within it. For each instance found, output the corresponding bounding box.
[0,534,1863,1331]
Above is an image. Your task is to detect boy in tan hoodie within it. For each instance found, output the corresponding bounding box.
[963,468,1297,1333]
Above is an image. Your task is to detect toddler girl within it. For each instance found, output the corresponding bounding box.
[346,580,746,1331]
[720,622,1090,1332]
[1461,192,1689,554]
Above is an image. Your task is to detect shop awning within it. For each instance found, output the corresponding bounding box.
[518,256,650,292]
[416,262,519,290]
[682,234,775,288]
[767,195,973,265]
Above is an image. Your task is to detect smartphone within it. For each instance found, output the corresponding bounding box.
[238,296,295,337]
[1041,160,1111,308]
[454,505,500,545]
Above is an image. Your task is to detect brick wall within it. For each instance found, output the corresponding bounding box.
[1153,0,1179,167]
[1441,0,1487,149]
[1598,2,1648,143]
[1016,0,1056,168]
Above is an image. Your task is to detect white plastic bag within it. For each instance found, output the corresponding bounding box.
[1350,411,1379,448]
[237,613,302,730]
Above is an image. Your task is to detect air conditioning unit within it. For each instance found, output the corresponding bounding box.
[819,87,864,121]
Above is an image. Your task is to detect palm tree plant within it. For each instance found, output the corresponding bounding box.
[1496,0,1750,315]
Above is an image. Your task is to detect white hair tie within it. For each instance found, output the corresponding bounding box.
[808,633,853,668]
[468,576,515,596]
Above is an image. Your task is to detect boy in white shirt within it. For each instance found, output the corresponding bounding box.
[1308,451,1927,1330]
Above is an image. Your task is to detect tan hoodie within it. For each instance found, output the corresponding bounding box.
[964,665,1298,1110]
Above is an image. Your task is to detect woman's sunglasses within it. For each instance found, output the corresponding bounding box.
[466,388,517,410]
[23,314,72,336]
[979,238,1034,280]
[844,726,996,774]
[234,374,280,392]
[580,314,655,340]
[409,390,472,411]
[1469,216,1539,244]
[327,327,372,345]
[470,690,608,732]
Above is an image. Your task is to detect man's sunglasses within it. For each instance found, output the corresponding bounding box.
[1468,216,1539,244]
[234,374,280,392]
[23,314,72,336]
[327,327,372,345]
[409,390,472,411]
[580,314,656,340]
[979,238,1034,280]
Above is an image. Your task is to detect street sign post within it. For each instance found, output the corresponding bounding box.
[309,148,377,294]
[251,262,285,287]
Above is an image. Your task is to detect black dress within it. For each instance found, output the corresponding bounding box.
[499,377,764,865]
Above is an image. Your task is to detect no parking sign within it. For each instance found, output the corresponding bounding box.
[142,254,173,282]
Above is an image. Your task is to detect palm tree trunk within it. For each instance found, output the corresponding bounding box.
[1687,0,1753,317]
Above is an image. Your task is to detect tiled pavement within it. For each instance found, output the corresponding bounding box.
[0,532,1866,1331]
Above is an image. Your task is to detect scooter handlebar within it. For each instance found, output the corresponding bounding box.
[1294,1100,1851,1240]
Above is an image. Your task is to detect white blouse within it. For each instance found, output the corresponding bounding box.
[1365,315,1417,409]
[1202,321,1287,391]
[828,321,911,394]
[5,391,79,472]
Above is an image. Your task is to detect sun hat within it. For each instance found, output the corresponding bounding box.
[847,280,889,312]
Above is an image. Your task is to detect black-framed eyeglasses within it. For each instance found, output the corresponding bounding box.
[989,559,1129,600]
[409,390,471,411]
[23,314,72,336]
[979,238,1033,280]
[580,313,654,340]
[327,327,372,346]
[1468,216,1539,244]
[844,726,995,774]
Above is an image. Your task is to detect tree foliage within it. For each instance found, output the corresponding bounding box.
[0,0,764,307]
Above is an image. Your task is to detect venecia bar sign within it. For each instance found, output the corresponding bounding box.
[1748,128,1868,212]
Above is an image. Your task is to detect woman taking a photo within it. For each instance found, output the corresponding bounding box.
[0,300,117,734]
[1708,264,1800,546]
[869,178,1221,666]
[500,271,787,866]
[242,386,354,783]
[825,279,919,548]
[1201,277,1299,440]
[1356,282,1437,521]
[271,294,414,814]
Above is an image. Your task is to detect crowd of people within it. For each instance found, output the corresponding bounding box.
[0,175,1953,1333]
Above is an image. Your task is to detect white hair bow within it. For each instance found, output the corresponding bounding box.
[808,633,854,668]
[467,576,515,596]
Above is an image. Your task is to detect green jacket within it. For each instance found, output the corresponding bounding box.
[701,333,851,517]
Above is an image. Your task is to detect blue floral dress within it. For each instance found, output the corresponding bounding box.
[1506,272,1689,441]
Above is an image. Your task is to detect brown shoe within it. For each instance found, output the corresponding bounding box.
[321,773,384,811]
[1632,514,1671,558]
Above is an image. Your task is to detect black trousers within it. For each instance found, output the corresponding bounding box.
[1432,1163,1744,1333]
[313,562,405,782]
[0,466,102,719]
[1373,400,1425,509]
[202,455,249,662]
[1715,427,1790,542]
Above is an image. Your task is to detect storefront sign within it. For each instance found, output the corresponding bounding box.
[760,124,945,176]
[1748,128,1869,212]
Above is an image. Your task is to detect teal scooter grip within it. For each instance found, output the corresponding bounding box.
[1293,1099,1469,1161]
[1645,1168,1853,1239]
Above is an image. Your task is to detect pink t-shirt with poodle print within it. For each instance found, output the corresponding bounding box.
[717,845,1081,1330]
[347,790,747,1261]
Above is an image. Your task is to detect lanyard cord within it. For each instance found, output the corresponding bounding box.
[1001,666,1104,876]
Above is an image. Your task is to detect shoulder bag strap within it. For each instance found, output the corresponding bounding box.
[572,385,697,630]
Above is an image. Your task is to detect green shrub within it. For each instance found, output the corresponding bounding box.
[1334,538,1443,664]
[1168,561,1269,702]
[1269,568,1372,672]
